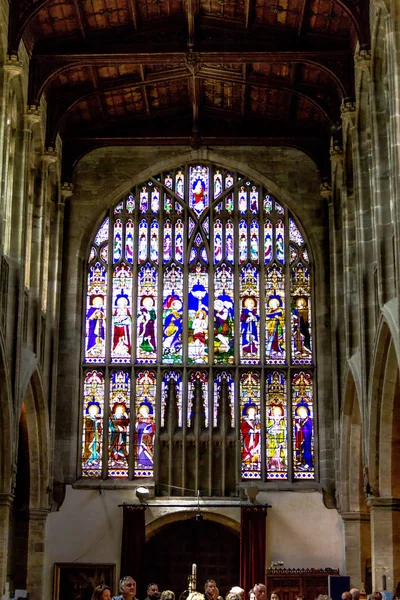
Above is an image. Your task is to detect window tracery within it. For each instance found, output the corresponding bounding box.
[82,163,315,485]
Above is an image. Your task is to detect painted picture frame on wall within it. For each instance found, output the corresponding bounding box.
[53,563,116,600]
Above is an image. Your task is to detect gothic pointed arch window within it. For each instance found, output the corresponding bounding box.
[81,163,315,486]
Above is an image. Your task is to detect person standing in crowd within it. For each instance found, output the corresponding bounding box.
[145,583,161,600]
[92,585,112,600]
[161,591,175,600]
[205,580,223,600]
[270,592,281,600]
[342,593,352,600]
[350,589,360,600]
[229,588,244,600]
[253,584,267,600]
[112,576,139,600]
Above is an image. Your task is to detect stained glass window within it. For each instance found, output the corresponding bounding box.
[82,163,315,482]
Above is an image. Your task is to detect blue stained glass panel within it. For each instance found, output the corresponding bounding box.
[240,264,260,363]
[226,221,234,263]
[214,264,234,364]
[189,165,210,217]
[138,220,148,263]
[175,220,184,264]
[292,372,314,479]
[125,219,134,263]
[94,217,109,246]
[85,262,107,363]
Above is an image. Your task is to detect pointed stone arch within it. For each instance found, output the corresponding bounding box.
[339,368,370,589]
[9,367,51,600]
[368,315,400,591]
[0,331,14,597]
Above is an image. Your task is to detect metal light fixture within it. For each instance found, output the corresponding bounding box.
[136,486,150,503]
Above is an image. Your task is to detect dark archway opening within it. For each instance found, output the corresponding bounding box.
[8,403,30,591]
[145,517,240,599]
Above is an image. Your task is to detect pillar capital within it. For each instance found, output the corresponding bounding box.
[23,106,41,131]
[28,508,50,521]
[3,55,23,80]
[354,49,372,72]
[340,511,370,522]
[367,496,400,510]
[60,182,73,202]
[41,147,58,165]
[0,493,14,507]
[341,100,357,126]
[320,180,332,202]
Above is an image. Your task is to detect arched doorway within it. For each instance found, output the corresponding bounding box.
[145,515,240,598]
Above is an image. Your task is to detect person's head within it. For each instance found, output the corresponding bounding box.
[161,591,175,600]
[147,584,160,599]
[342,593,352,600]
[253,585,267,600]
[249,591,255,600]
[227,594,242,600]
[230,588,244,600]
[92,585,112,600]
[270,592,281,600]
[119,576,137,598]
[371,594,382,600]
[350,589,360,600]
[188,594,205,600]
[205,580,217,598]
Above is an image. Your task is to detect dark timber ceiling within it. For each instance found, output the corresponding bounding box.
[9,0,370,178]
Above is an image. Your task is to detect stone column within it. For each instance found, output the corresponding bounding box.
[368,497,400,591]
[341,511,371,589]
[26,508,49,600]
[0,493,13,596]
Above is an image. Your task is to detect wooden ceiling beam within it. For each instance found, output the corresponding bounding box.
[140,65,151,116]
[9,0,369,55]
[71,0,87,39]
[297,0,307,36]
[126,0,139,29]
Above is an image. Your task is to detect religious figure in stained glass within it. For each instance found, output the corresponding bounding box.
[82,370,104,477]
[240,372,261,478]
[292,372,314,478]
[240,297,260,356]
[83,163,315,482]
[163,265,183,363]
[137,296,157,355]
[266,372,287,478]
[109,403,129,466]
[189,165,209,217]
[265,265,285,363]
[86,295,106,359]
[188,265,209,363]
[108,371,130,477]
[135,371,156,476]
[112,293,132,357]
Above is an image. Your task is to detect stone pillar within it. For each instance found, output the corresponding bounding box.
[368,497,400,591]
[0,494,13,596]
[26,508,49,600]
[341,511,371,589]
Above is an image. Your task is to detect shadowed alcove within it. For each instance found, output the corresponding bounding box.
[145,515,240,598]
